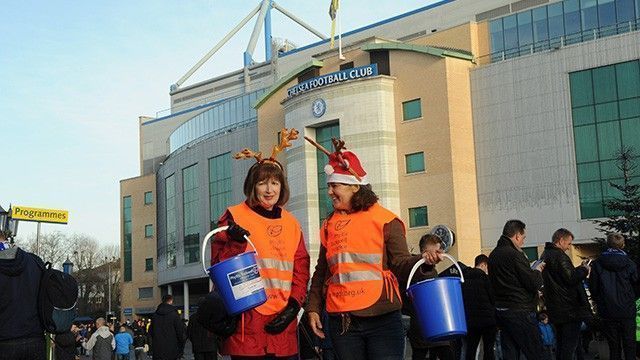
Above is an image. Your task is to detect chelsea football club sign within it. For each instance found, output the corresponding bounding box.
[287,64,378,99]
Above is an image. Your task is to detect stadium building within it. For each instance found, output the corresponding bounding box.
[119,0,640,320]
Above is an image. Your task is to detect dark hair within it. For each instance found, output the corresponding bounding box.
[350,184,379,212]
[502,219,526,238]
[607,233,625,249]
[162,294,173,303]
[552,228,574,243]
[474,254,489,267]
[243,162,290,208]
[419,234,442,252]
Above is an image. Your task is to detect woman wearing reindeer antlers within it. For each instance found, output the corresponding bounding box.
[211,128,310,359]
[304,136,443,360]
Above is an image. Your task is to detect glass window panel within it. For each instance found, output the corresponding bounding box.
[620,98,640,119]
[596,121,622,160]
[138,287,153,299]
[402,99,422,120]
[517,11,534,47]
[409,206,429,228]
[579,181,604,218]
[145,224,153,237]
[490,19,504,53]
[533,7,549,43]
[144,191,153,205]
[574,125,599,163]
[595,102,619,122]
[570,70,594,107]
[209,153,232,223]
[405,152,425,173]
[503,14,519,52]
[598,0,617,28]
[578,162,601,182]
[592,66,618,103]
[548,3,565,39]
[564,0,582,35]
[573,106,596,126]
[581,0,600,30]
[621,117,640,149]
[616,61,640,100]
[145,258,153,271]
[599,159,620,179]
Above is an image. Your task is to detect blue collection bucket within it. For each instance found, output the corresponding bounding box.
[406,254,467,341]
[201,226,267,316]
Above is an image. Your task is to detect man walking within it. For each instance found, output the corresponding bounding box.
[0,231,46,360]
[150,295,185,360]
[540,228,591,360]
[488,219,545,359]
[462,254,496,360]
[589,233,638,359]
[82,317,115,360]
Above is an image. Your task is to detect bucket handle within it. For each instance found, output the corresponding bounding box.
[406,253,465,291]
[200,225,258,276]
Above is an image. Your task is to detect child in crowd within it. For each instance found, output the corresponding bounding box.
[538,312,555,360]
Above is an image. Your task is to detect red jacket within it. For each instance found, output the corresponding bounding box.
[211,205,310,356]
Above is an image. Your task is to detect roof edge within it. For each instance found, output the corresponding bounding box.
[361,42,474,61]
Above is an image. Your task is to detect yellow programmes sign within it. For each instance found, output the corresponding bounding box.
[11,206,69,224]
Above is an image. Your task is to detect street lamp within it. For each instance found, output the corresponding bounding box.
[105,256,115,318]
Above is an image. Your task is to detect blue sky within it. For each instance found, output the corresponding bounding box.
[0,0,439,246]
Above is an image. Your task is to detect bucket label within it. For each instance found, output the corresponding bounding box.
[227,264,265,300]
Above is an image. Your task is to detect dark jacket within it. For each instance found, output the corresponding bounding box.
[589,248,638,319]
[488,235,543,311]
[150,303,186,360]
[0,247,45,341]
[187,312,217,354]
[540,242,590,324]
[461,267,496,328]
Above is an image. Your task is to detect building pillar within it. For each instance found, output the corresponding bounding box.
[183,281,190,320]
[167,284,173,296]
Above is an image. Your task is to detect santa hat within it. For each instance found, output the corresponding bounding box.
[306,137,369,185]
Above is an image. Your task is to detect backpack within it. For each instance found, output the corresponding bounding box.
[37,261,79,334]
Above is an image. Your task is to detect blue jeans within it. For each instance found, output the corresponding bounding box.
[329,310,405,360]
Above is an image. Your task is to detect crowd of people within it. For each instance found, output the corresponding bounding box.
[1,130,639,360]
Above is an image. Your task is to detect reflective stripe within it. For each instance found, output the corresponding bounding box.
[329,270,382,284]
[327,253,382,268]
[257,258,294,272]
[263,277,292,291]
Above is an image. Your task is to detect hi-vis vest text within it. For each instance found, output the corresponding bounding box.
[322,203,402,312]
[228,203,301,315]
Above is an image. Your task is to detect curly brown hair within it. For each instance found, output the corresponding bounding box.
[349,184,379,212]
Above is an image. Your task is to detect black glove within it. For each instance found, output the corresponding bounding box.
[227,221,250,243]
[197,291,240,337]
[264,298,300,334]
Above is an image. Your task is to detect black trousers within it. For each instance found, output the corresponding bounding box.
[465,325,496,360]
[495,310,543,360]
[0,336,46,360]
[603,318,635,360]
[555,321,581,360]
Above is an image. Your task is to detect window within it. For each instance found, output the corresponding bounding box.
[123,196,132,282]
[369,50,390,75]
[138,287,153,299]
[339,62,354,70]
[145,258,153,272]
[145,224,153,238]
[144,191,153,205]
[517,11,533,50]
[209,153,232,227]
[408,206,429,228]
[316,123,340,222]
[402,99,422,121]
[183,165,200,264]
[165,175,177,267]
[532,6,549,50]
[490,19,504,54]
[405,152,425,173]
[570,60,640,219]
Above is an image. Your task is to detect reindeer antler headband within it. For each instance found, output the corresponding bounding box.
[304,136,363,182]
[234,128,300,167]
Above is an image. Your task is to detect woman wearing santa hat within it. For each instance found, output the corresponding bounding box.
[211,128,310,359]
[305,137,442,360]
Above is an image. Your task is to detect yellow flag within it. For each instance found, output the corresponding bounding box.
[329,0,339,48]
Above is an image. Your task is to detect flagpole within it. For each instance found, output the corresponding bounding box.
[338,2,345,60]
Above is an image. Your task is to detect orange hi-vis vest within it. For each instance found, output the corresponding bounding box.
[322,203,404,313]
[228,203,301,315]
